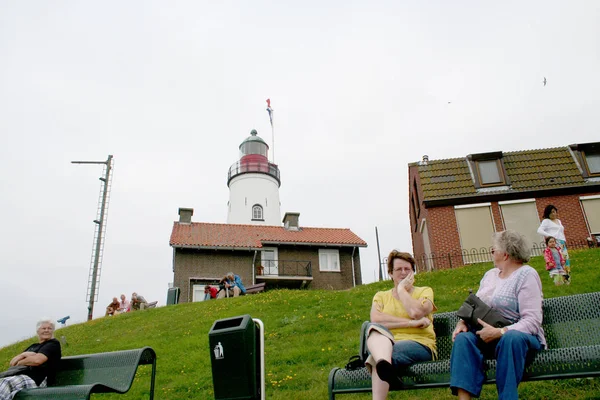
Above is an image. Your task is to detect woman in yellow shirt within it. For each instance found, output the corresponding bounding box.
[365,250,437,400]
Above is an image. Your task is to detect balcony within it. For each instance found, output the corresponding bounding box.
[256,260,312,288]
[227,160,280,186]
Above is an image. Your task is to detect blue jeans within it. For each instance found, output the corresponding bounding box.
[450,330,542,400]
[368,323,433,367]
[391,340,432,367]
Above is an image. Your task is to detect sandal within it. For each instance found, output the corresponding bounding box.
[375,359,403,387]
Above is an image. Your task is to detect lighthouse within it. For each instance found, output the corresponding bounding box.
[227,129,281,225]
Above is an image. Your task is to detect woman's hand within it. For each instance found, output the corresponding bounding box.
[410,317,431,329]
[452,320,468,342]
[476,319,503,343]
[397,271,415,293]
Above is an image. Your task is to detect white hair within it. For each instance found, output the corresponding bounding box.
[493,230,531,263]
[36,318,56,331]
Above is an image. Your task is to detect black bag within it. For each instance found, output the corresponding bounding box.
[0,365,31,379]
[457,293,511,328]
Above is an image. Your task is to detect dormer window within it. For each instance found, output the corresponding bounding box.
[468,152,510,188]
[583,152,600,175]
[252,204,264,221]
[570,142,600,178]
[477,160,504,185]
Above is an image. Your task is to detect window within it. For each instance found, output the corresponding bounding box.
[252,204,263,220]
[454,204,495,263]
[477,160,503,185]
[569,142,600,178]
[468,152,509,188]
[319,249,340,272]
[261,248,278,275]
[583,152,600,176]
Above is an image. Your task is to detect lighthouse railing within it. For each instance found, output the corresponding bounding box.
[227,161,280,185]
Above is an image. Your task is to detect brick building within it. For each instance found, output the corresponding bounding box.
[408,142,600,271]
[169,208,366,303]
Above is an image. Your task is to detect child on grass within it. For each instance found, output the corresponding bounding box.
[543,236,570,285]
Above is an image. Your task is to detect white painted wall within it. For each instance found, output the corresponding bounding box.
[227,173,281,225]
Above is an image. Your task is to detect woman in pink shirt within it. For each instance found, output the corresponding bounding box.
[450,230,545,400]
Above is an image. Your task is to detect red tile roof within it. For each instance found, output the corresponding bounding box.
[169,222,367,249]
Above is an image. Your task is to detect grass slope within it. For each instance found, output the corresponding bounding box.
[2,248,600,399]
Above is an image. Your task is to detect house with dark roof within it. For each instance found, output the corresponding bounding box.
[409,142,600,271]
[169,208,367,303]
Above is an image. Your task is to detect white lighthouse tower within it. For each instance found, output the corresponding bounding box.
[227,129,281,225]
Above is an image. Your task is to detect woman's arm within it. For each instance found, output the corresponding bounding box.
[510,270,544,335]
[396,285,435,320]
[369,303,430,329]
[15,353,48,367]
[537,219,553,237]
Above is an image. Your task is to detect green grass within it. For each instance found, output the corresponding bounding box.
[2,248,600,399]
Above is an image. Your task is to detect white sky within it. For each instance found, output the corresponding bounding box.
[1,1,599,348]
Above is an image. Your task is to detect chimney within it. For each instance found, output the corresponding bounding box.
[419,155,429,166]
[282,212,300,231]
[178,208,194,223]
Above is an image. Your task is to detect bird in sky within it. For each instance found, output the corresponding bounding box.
[543,77,547,86]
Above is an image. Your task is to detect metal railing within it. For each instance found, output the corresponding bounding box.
[227,161,280,185]
[414,238,599,272]
[257,260,312,277]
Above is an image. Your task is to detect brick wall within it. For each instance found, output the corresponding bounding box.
[276,246,361,290]
[173,249,254,303]
[426,206,462,268]
[409,165,428,262]
[173,245,363,302]
[491,202,504,232]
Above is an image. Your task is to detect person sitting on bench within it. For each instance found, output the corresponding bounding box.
[130,292,149,310]
[0,318,62,399]
[217,272,246,298]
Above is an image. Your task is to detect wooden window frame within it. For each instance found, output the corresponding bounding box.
[581,150,600,177]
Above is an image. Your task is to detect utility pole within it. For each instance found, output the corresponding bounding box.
[375,226,383,281]
[72,155,113,321]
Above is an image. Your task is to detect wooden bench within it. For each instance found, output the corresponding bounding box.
[244,282,266,295]
[328,292,600,399]
[15,347,156,400]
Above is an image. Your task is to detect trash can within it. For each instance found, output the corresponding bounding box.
[209,314,259,399]
[166,287,180,305]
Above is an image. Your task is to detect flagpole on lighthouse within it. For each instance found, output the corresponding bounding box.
[266,99,275,163]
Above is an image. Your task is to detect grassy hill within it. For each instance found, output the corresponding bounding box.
[2,248,600,399]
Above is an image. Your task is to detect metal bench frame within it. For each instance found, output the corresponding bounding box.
[328,292,600,399]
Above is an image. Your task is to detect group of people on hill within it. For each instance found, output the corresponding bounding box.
[105,292,149,316]
[203,272,246,300]
[538,204,572,286]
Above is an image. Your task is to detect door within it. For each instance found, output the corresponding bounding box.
[261,248,278,275]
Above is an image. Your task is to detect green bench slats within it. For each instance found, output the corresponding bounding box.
[328,292,600,399]
[15,346,156,400]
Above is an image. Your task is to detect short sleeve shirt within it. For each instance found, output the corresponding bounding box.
[23,338,62,385]
[372,286,437,357]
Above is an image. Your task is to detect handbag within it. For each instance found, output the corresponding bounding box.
[457,293,511,328]
[0,365,31,379]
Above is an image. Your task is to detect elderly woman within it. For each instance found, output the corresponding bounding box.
[365,250,437,400]
[0,319,62,400]
[450,230,545,400]
[537,204,571,282]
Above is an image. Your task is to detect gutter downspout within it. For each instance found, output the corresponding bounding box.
[252,250,258,284]
[351,246,356,287]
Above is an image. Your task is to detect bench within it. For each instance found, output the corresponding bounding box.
[244,282,266,295]
[15,346,156,400]
[328,292,600,399]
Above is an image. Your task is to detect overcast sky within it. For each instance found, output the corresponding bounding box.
[1,1,599,348]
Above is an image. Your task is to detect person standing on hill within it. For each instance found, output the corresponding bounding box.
[364,250,437,400]
[537,204,571,283]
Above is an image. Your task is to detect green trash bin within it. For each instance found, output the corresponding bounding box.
[209,314,259,399]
